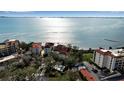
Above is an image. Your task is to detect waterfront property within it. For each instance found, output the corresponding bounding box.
[44,42,54,55]
[32,42,42,55]
[0,39,19,58]
[1,39,124,81]
[93,48,124,72]
[54,44,71,55]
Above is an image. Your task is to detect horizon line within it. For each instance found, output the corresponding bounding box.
[1,11,124,17]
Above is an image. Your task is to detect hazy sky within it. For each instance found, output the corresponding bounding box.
[0,11,124,17]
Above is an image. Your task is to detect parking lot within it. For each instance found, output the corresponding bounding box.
[83,61,100,81]
[83,61,122,81]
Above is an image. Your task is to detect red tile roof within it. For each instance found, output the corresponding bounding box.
[80,68,96,81]
[54,45,70,55]
[32,43,41,48]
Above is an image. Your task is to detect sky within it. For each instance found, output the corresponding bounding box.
[0,11,124,17]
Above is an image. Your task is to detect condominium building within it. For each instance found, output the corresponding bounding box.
[0,39,20,58]
[32,43,42,55]
[93,48,124,72]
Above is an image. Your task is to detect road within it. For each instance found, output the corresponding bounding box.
[0,54,17,71]
[0,54,17,63]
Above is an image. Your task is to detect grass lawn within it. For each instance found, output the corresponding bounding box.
[83,53,93,62]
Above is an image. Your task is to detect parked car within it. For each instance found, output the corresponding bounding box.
[92,68,98,73]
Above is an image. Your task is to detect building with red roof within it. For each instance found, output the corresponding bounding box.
[93,48,124,72]
[80,68,96,81]
[32,43,42,55]
[54,45,70,55]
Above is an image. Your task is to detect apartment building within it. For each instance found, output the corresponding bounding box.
[93,48,124,72]
[32,42,42,55]
[0,39,19,58]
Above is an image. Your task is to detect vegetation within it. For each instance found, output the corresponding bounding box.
[49,70,81,81]
[0,61,38,81]
[19,41,33,51]
[0,42,93,81]
[83,53,93,62]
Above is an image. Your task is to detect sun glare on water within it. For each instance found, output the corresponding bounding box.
[40,18,72,43]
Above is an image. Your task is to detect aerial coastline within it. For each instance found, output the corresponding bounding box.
[0,11,124,81]
[0,39,124,81]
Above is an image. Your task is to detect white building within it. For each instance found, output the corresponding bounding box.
[93,48,124,72]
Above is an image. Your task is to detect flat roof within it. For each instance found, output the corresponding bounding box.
[109,49,124,56]
[97,49,124,57]
[8,39,17,42]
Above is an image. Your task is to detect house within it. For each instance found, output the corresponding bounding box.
[44,42,54,54]
[54,44,70,55]
[93,48,124,72]
[5,39,19,48]
[44,45,51,55]
[32,43,42,55]
[53,44,71,59]
[6,39,20,54]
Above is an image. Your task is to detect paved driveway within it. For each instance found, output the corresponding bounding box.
[83,61,100,81]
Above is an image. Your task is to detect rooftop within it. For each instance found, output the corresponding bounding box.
[109,49,124,56]
[96,49,124,57]
[8,39,17,42]
[80,68,96,81]
[32,43,42,48]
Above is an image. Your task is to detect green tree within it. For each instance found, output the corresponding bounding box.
[83,53,93,62]
[20,42,28,50]
[67,44,72,49]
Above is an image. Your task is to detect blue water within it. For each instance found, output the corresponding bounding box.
[0,17,124,49]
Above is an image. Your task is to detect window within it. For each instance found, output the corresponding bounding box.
[119,62,122,64]
[118,65,121,67]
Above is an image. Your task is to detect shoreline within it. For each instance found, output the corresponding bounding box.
[0,39,110,50]
[19,40,97,50]
[1,39,123,50]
